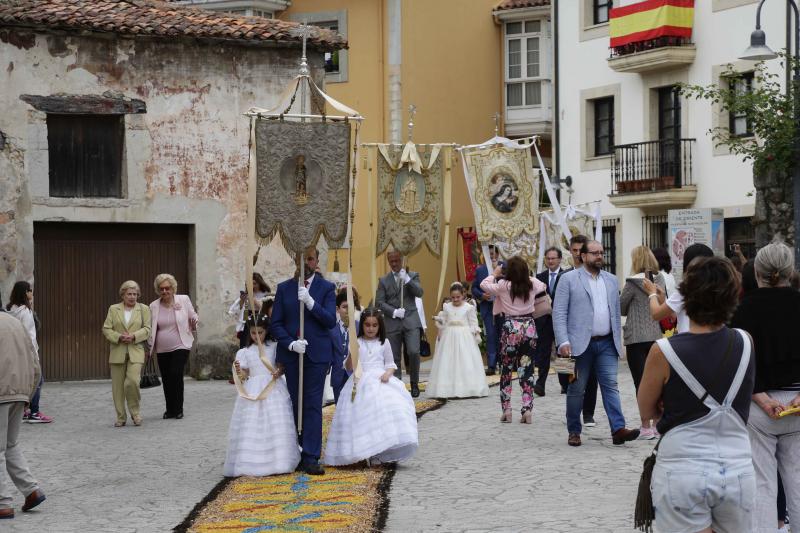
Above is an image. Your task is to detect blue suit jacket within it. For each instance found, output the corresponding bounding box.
[472,263,501,316]
[552,267,623,358]
[271,275,337,366]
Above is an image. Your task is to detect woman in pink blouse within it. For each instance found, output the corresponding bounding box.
[149,274,198,420]
[480,256,547,424]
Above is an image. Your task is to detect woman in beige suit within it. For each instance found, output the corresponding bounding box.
[102,281,152,427]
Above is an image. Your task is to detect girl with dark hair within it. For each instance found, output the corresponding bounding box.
[224,312,299,477]
[652,247,676,296]
[324,308,418,466]
[7,281,52,423]
[480,256,547,424]
[427,282,489,399]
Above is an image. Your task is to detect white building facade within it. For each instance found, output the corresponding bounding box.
[555,0,790,279]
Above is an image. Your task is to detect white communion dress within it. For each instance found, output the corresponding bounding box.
[427,302,489,399]
[223,342,301,477]
[324,338,419,466]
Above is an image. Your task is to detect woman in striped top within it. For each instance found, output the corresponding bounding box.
[731,241,800,531]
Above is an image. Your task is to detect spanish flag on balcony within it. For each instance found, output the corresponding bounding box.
[610,0,694,48]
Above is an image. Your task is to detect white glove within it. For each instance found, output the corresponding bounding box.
[393,308,406,320]
[289,339,308,354]
[298,286,315,310]
[398,268,412,284]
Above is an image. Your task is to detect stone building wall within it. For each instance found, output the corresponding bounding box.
[0,27,324,339]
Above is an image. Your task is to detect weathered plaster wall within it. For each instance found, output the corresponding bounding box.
[0,28,324,338]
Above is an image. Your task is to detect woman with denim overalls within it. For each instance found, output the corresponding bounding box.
[638,256,756,533]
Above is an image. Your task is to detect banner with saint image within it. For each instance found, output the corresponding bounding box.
[254,120,351,253]
[460,139,540,255]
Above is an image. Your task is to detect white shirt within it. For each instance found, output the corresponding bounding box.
[304,274,315,287]
[123,309,132,325]
[666,291,689,333]
[661,270,677,297]
[585,270,611,337]
[548,269,560,294]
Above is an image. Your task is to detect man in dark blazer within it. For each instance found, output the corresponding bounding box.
[271,247,337,475]
[533,246,564,396]
[376,250,424,397]
[329,290,352,404]
[472,245,501,375]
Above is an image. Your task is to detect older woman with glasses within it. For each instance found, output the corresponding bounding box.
[148,274,198,420]
[102,281,151,427]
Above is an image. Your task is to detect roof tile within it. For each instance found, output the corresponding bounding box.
[0,0,346,50]
[495,0,550,10]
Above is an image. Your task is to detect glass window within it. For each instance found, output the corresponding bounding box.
[593,0,612,25]
[525,20,541,33]
[508,39,521,79]
[525,82,542,106]
[507,83,523,107]
[594,97,614,156]
[526,37,540,77]
[311,20,340,74]
[729,72,754,137]
[506,22,523,35]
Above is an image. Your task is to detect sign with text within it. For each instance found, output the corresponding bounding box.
[668,208,725,280]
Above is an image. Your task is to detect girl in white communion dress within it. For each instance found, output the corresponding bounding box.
[324,308,418,466]
[223,314,300,477]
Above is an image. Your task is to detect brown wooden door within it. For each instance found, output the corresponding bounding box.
[33,222,190,380]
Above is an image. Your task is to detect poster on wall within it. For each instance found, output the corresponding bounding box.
[668,208,725,280]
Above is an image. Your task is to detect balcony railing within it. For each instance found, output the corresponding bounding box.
[611,138,695,195]
[609,36,693,58]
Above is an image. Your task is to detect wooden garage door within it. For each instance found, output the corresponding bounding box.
[34,222,190,381]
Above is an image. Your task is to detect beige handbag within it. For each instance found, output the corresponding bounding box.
[553,355,576,375]
[532,291,552,319]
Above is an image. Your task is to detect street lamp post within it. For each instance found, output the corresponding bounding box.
[741,0,800,263]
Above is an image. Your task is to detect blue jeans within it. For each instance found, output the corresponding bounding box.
[479,303,497,369]
[29,374,44,414]
[566,336,625,435]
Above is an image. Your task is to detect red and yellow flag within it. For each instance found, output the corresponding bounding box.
[609,0,694,48]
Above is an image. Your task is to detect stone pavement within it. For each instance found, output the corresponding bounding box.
[4,379,233,533]
[386,363,647,533]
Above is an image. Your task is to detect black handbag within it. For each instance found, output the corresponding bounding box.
[140,356,161,389]
[419,329,431,357]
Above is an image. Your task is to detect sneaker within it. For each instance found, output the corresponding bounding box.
[26,412,53,424]
[583,417,596,427]
[639,426,657,440]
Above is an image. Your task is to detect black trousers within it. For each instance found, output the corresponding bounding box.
[157,349,189,416]
[558,366,597,418]
[533,315,554,390]
[626,341,655,394]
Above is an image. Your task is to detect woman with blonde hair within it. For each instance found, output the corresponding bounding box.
[102,281,151,427]
[731,241,800,531]
[148,274,198,420]
[621,246,665,439]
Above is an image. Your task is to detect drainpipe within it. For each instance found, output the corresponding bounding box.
[387,0,402,143]
[553,0,561,189]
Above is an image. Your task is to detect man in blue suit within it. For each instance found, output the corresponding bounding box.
[329,290,352,404]
[472,245,501,376]
[271,247,337,475]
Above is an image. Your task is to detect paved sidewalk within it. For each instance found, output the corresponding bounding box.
[386,363,647,533]
[4,379,233,532]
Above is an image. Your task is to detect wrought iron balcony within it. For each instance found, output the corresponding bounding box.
[608,37,696,73]
[609,138,698,209]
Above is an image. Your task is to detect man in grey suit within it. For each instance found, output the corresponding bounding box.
[376,250,424,397]
[553,240,639,447]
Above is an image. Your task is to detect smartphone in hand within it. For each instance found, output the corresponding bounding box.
[646,271,655,282]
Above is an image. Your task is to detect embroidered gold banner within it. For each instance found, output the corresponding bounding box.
[374,144,446,257]
[255,120,351,253]
[461,143,539,245]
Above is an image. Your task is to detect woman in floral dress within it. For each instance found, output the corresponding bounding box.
[480,256,547,424]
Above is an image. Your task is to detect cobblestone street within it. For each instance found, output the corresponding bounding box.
[387,364,645,533]
[5,379,233,533]
[4,365,646,532]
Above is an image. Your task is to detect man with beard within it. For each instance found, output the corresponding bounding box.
[553,240,639,447]
[271,247,336,475]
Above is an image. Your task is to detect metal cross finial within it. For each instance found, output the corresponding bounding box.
[492,112,501,136]
[407,104,417,142]
[298,21,310,76]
